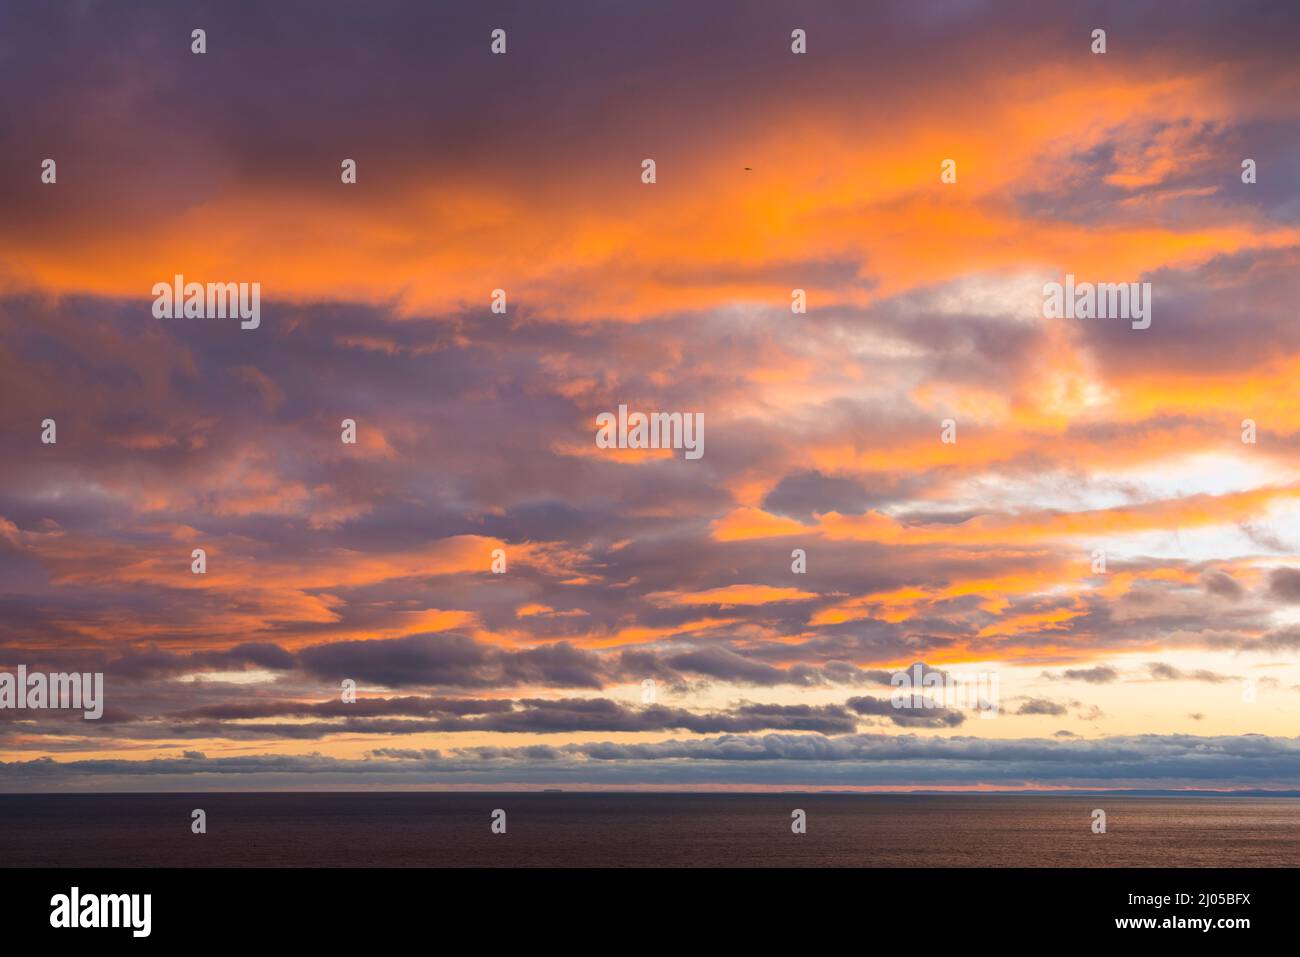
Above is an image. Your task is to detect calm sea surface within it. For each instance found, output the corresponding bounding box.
[1,793,1297,867]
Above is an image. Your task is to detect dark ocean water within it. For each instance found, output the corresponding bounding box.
[1,793,1297,867]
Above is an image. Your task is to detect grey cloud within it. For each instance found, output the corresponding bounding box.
[1267,567,1300,602]
[846,694,966,728]
[1145,662,1238,684]
[1042,665,1119,684]
[1015,698,1068,716]
[1203,569,1245,600]
[6,732,1300,791]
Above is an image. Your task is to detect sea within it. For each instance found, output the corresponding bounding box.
[1,793,1297,867]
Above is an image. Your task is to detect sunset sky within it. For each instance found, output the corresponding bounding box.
[2,0,1300,791]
